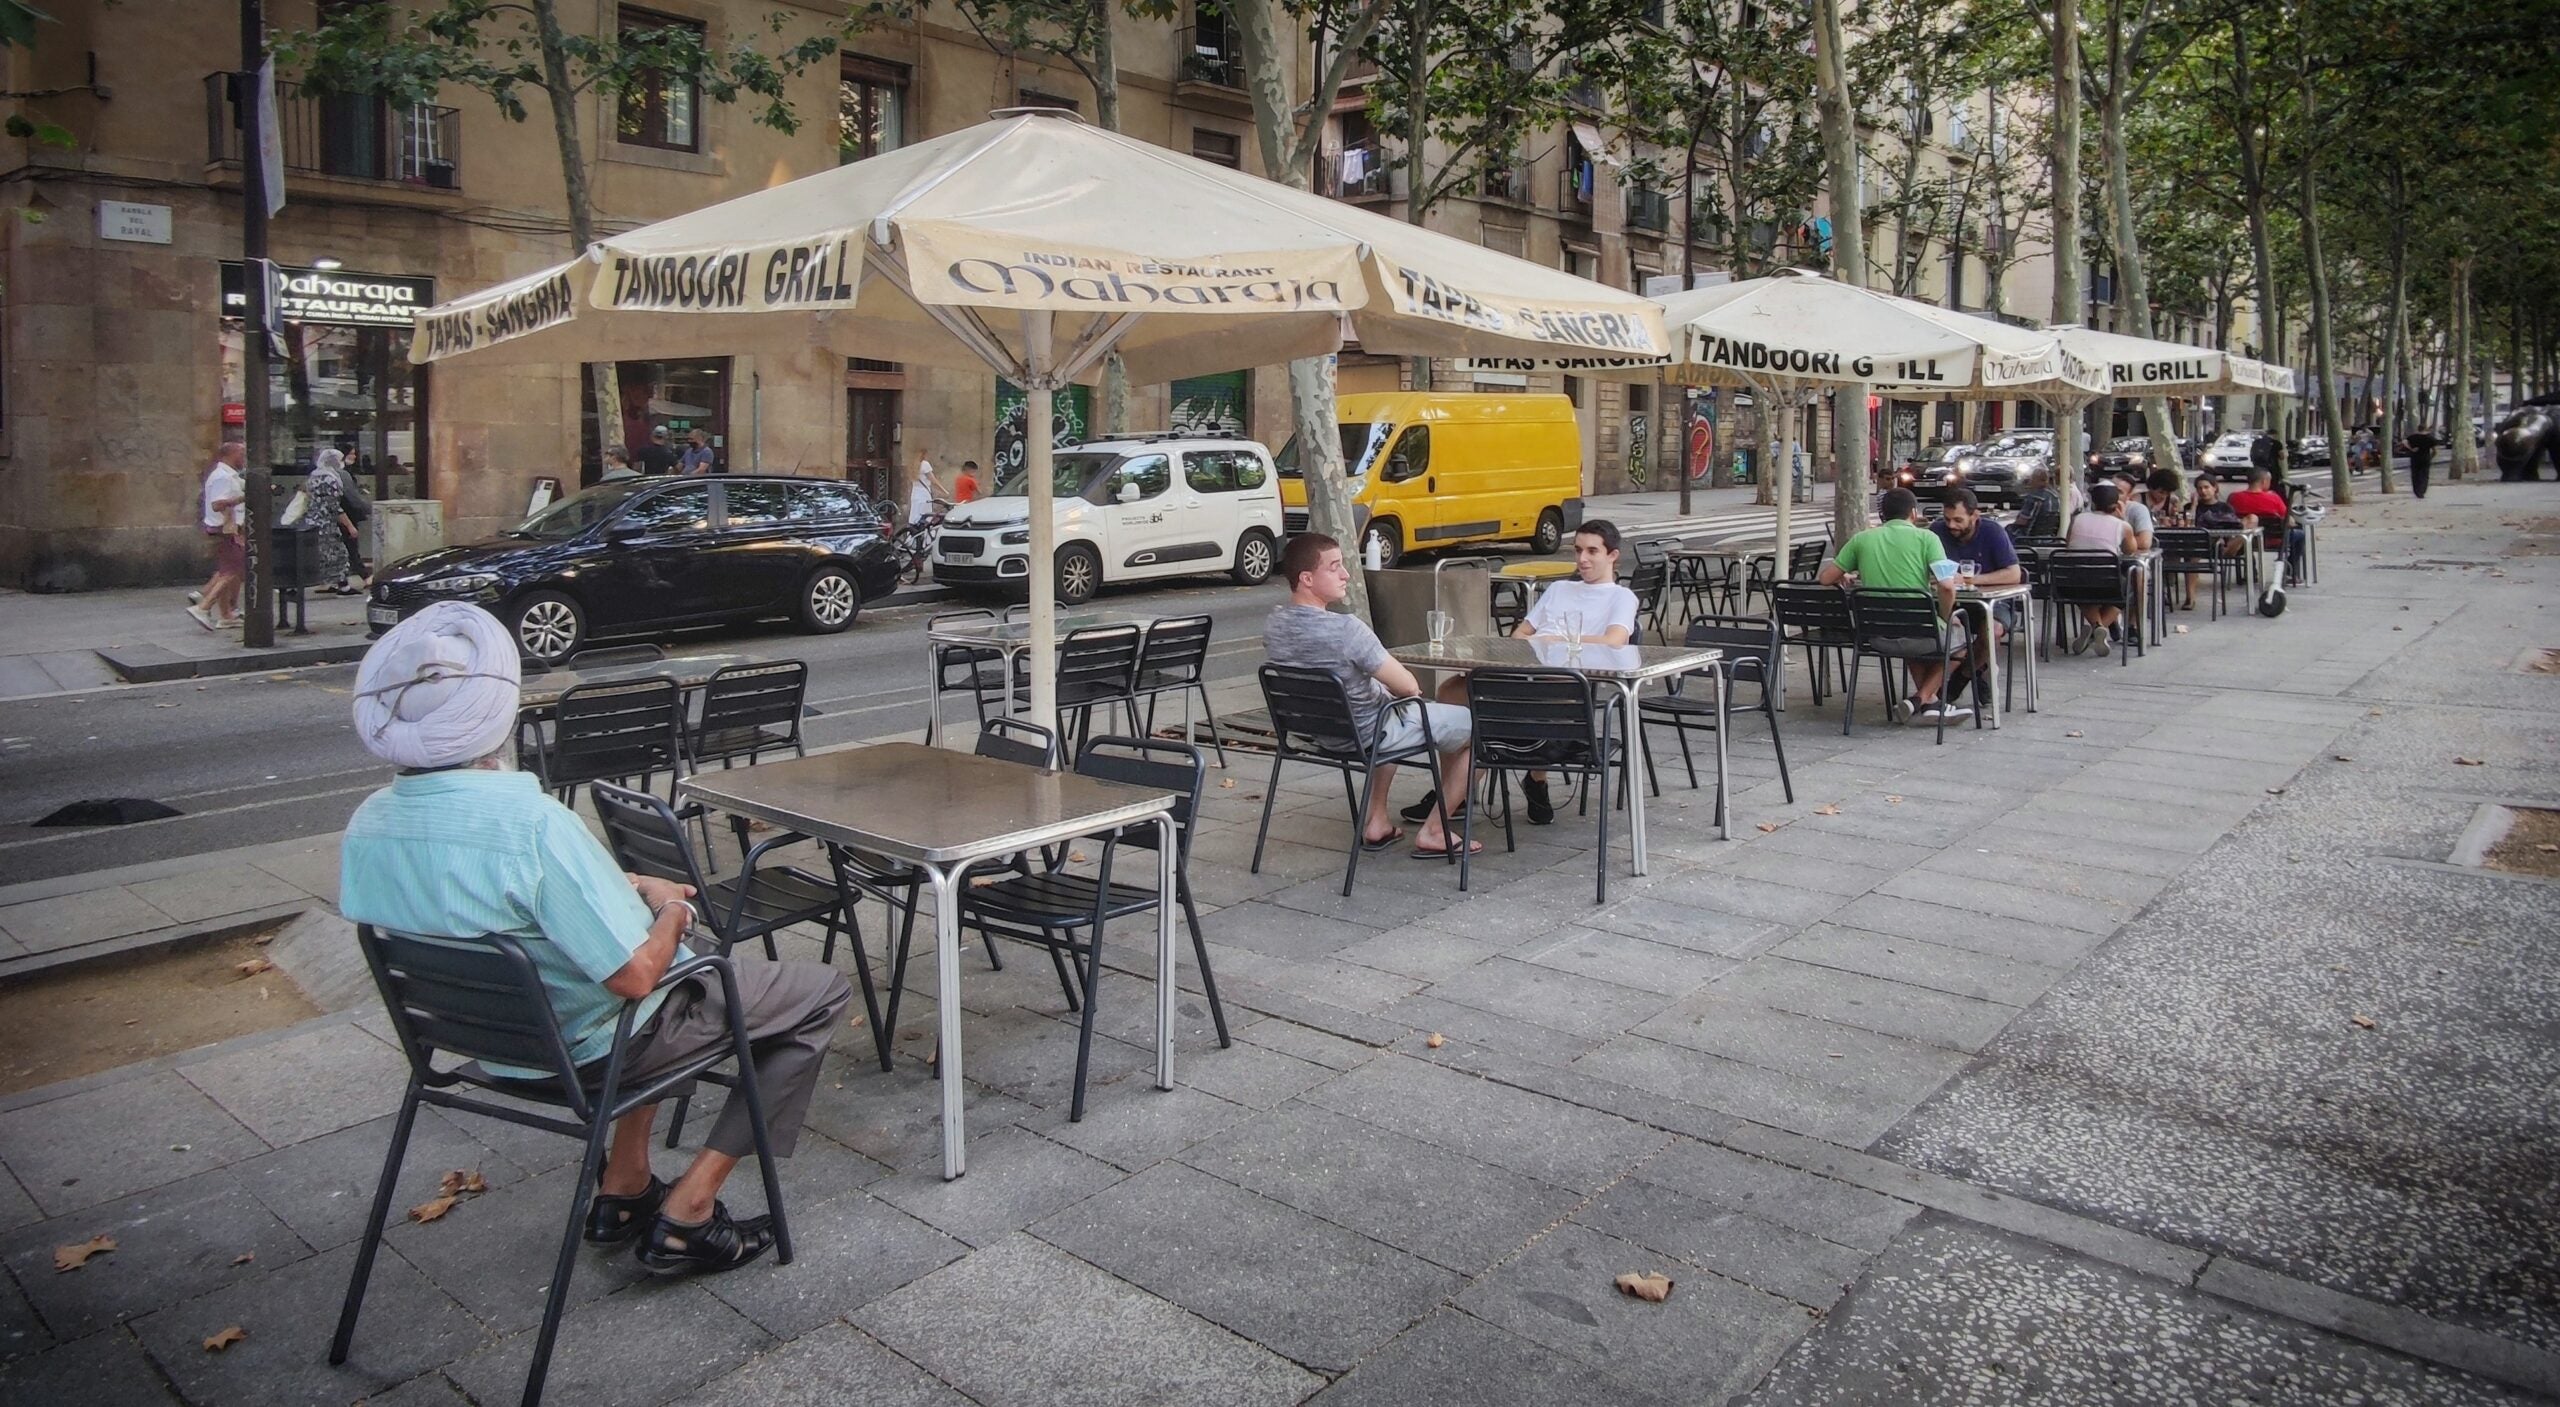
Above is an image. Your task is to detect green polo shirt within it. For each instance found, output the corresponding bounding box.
[1832,519,1951,591]
[340,769,682,1076]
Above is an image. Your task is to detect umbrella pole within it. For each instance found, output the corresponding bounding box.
[1772,382,1795,566]
[1024,311,1059,744]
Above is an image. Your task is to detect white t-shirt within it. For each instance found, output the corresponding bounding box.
[1525,577,1639,641]
[907,461,937,521]
[202,462,243,531]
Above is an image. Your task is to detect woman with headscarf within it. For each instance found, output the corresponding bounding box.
[301,448,363,594]
[338,604,858,1276]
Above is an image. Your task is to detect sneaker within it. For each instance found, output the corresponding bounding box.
[1399,794,1467,825]
[186,590,202,606]
[2106,622,2124,646]
[1914,701,1974,724]
[185,604,216,631]
[1521,775,1556,826]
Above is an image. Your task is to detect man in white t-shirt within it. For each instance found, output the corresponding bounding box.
[190,439,247,631]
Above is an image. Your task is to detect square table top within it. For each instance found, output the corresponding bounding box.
[1390,634,1721,683]
[517,652,758,709]
[927,609,1166,648]
[679,743,1174,867]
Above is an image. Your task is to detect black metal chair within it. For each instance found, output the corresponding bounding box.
[2045,548,2144,665]
[946,736,1230,1120]
[1771,581,1856,705]
[555,642,669,670]
[1253,664,1456,896]
[1674,551,1741,620]
[332,927,789,1407]
[2154,528,2228,620]
[1463,669,1620,903]
[1130,614,1227,766]
[1623,558,1673,644]
[1055,623,1144,754]
[1843,588,1975,743]
[1640,616,1792,816]
[688,661,808,770]
[1743,539,1828,614]
[532,676,688,806]
[975,715,1059,770]
[926,609,1027,738]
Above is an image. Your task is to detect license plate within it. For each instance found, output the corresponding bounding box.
[367,605,400,627]
[944,551,976,565]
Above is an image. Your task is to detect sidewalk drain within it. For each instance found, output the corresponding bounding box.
[2448,804,2560,879]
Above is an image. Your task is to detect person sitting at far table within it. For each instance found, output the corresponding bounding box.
[2108,468,2158,552]
[2064,481,2137,653]
[1266,534,1479,858]
[1819,487,1969,725]
[2187,477,2247,609]
[337,603,856,1277]
[2010,467,2063,540]
[2228,468,2301,586]
[1927,487,2019,708]
[2141,467,2190,529]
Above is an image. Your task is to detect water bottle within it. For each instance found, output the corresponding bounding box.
[1362,530,1384,571]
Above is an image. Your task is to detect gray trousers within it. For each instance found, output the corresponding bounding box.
[620,958,852,1158]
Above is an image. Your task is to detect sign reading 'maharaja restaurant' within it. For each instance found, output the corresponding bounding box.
[221,262,434,329]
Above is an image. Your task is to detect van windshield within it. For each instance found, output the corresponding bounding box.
[1276,422,1392,479]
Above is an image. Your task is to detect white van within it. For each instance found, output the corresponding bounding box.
[931,434,1284,605]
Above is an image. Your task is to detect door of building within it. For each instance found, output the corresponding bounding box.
[847,388,899,505]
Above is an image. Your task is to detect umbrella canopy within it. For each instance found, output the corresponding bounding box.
[409,110,1670,731]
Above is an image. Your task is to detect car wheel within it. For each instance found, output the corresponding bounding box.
[1532,508,1564,554]
[798,564,861,634]
[511,591,585,665]
[1056,543,1102,606]
[1231,529,1276,586]
[1363,518,1403,570]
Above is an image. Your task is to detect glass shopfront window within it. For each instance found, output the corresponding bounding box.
[219,262,432,498]
[580,358,732,484]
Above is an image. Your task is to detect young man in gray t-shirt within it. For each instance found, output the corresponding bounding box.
[1263,534,1477,857]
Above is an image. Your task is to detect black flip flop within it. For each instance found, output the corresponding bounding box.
[1359,826,1407,852]
[1410,838,1485,859]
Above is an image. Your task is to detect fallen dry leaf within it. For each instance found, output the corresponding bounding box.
[230,1252,255,1266]
[1884,795,1903,805]
[2350,1014,2377,1031]
[252,931,275,946]
[202,1326,246,1353]
[2064,730,2084,738]
[2537,844,2559,854]
[437,1169,488,1198]
[1813,803,1841,816]
[1425,1032,1446,1049]
[409,1194,459,1224]
[1615,1271,1675,1303]
[2266,787,2287,795]
[1755,822,1782,833]
[53,1234,115,1272]
[1219,778,1237,789]
[2172,623,2190,635]
[234,957,274,979]
[1067,851,1089,864]
[2454,757,2486,767]
[2333,755,2353,763]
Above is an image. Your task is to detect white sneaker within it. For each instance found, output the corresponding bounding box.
[1915,701,1974,724]
[186,604,215,631]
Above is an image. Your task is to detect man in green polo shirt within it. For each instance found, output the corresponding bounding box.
[1818,487,1968,723]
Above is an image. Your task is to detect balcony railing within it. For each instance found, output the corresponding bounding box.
[1480,164,1529,204]
[1335,148,1393,200]
[205,72,461,189]
[1175,22,1240,88]
[1625,187,1670,232]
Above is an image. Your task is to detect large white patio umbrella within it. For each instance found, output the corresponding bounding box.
[1872,306,2114,515]
[407,111,1670,729]
[2039,324,2293,476]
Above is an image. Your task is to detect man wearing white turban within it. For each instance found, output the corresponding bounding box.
[339,603,854,1276]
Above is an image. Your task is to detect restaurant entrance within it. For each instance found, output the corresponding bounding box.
[219,261,433,498]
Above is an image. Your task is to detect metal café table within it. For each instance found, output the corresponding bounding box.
[1952,581,2037,722]
[681,743,1178,1180]
[2200,525,2266,607]
[923,609,1164,746]
[1389,635,1729,874]
[517,652,756,710]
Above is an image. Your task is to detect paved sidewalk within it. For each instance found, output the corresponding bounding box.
[1,481,2553,1406]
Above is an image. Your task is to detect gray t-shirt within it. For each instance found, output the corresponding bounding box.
[2123,498,2154,540]
[1264,603,1393,744]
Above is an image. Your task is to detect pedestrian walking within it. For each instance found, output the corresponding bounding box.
[906,449,942,527]
[2403,427,2442,499]
[190,439,246,631]
[298,448,363,595]
[951,459,981,504]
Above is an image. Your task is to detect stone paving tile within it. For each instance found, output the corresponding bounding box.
[1331,921,1510,982]
[1026,1083,1256,1172]
[121,866,306,927]
[866,1125,1122,1247]
[1575,1176,1876,1310]
[0,1072,271,1217]
[1748,823,1948,874]
[381,1160,653,1333]
[1571,1035,1944,1147]
[1373,994,1605,1071]
[1701,844,1904,897]
[1915,845,2173,911]
[1454,1220,1807,1404]
[1771,926,2073,1008]
[934,1004,1155,1113]
[1260,873,1464,930]
[0,1165,38,1235]
[1420,957,1677,1040]
[1236,1016,1379,1071]
[1184,861,1304,912]
[669,1322,976,1407]
[1,1169,314,1340]
[1630,989,1975,1091]
[859,1232,1322,1407]
[0,1327,180,1406]
[1167,1038,1342,1111]
[1032,1162,1459,1373]
[801,1061,1038,1177]
[234,1107,533,1252]
[695,1191,967,1339]
[1206,944,1425,1015]
[0,887,175,954]
[1964,822,2200,879]
[1710,956,2021,1053]
[445,1281,777,1407]
[1638,1138,1920,1251]
[1581,894,1790,956]
[1307,1305,1667,1407]
[1299,1053,1671,1195]
[1996,801,2225,855]
[0,1262,45,1361]
[1870,867,2129,937]
[1204,901,1383,960]
[1744,1218,2528,1407]
[1510,925,1740,996]
[131,1239,486,1406]
[1403,873,1587,942]
[178,1021,412,1148]
[1181,1100,1581,1274]
[1631,869,1854,928]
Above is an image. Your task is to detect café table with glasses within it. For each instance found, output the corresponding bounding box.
[922,608,1167,746]
[1949,579,2037,722]
[1388,634,1730,874]
[681,743,1179,1181]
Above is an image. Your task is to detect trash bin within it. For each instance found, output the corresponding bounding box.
[267,525,323,635]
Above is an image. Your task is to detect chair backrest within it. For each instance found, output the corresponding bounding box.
[1625,559,1669,606]
[355,925,594,1114]
[1056,623,1143,694]
[976,716,1059,770]
[548,676,684,791]
[560,642,668,670]
[589,780,712,898]
[1787,539,1829,580]
[1772,581,1856,636]
[1848,587,1944,641]
[1467,669,1600,768]
[1258,663,1366,757]
[2044,547,2128,603]
[1682,614,1781,676]
[695,661,806,747]
[931,608,1002,679]
[1073,735,1207,861]
[1138,614,1214,679]
[2154,527,2218,569]
[1631,538,1671,569]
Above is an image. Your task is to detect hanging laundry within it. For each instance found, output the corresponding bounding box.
[1340,148,1367,186]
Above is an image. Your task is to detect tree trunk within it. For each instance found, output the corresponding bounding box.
[1812,0,1869,544]
[2296,102,2349,501]
[2050,0,2084,515]
[2092,21,2180,477]
[527,0,624,464]
[1089,0,1132,433]
[2450,256,2477,479]
[2375,188,2406,494]
[2231,18,2282,439]
[1402,0,1434,394]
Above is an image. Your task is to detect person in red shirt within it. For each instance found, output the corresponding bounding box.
[951,460,982,504]
[2228,469,2301,586]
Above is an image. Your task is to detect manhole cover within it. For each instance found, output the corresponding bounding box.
[2449,804,2560,878]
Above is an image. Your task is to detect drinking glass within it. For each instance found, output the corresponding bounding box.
[1956,559,1979,585]
[1560,610,1584,664]
[1425,610,1452,651]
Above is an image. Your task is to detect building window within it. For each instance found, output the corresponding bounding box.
[582,358,730,485]
[839,57,907,163]
[1018,90,1080,114]
[618,8,704,152]
[1192,128,1241,169]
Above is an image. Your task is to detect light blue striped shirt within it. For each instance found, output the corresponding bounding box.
[340,769,679,1074]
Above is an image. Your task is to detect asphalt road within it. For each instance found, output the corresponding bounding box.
[0,577,1282,887]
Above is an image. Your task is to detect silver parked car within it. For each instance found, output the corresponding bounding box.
[2202,432,2258,480]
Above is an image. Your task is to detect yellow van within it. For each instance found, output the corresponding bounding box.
[1277,392,1584,567]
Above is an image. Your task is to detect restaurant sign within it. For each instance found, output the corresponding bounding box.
[220,261,435,329]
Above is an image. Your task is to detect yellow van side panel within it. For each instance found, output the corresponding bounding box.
[1281,393,1584,553]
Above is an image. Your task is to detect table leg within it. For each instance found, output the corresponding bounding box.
[1616,680,1650,874]
[2023,592,2041,712]
[924,644,944,748]
[1154,815,1176,1091]
[1712,663,1731,841]
[1964,601,2000,729]
[928,860,968,1180]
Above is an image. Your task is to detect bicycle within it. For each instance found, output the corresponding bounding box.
[889,510,945,584]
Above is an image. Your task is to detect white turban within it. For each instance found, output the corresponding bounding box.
[353,602,522,770]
